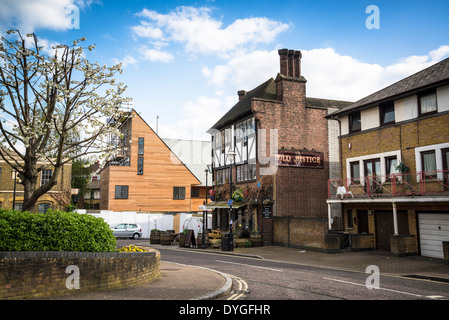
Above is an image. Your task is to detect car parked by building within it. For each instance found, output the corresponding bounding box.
[111,223,143,239]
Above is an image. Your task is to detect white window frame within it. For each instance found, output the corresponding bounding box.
[415,142,449,181]
[346,150,401,185]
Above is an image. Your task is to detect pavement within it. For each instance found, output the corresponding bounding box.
[41,242,449,300]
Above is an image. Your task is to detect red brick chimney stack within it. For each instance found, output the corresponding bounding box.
[294,50,302,78]
[278,48,302,78]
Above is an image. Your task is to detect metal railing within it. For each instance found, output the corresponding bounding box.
[328,170,449,199]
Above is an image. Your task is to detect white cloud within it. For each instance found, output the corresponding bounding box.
[157,95,236,140]
[302,46,449,101]
[133,6,290,58]
[112,55,138,68]
[139,46,174,63]
[202,50,279,91]
[202,45,449,103]
[0,0,80,32]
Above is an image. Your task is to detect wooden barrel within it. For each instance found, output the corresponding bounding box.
[160,231,173,246]
[150,230,160,244]
[197,233,210,247]
[179,233,186,247]
[250,231,262,247]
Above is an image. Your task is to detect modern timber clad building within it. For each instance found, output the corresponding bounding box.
[207,49,351,247]
[326,57,449,258]
[100,110,205,213]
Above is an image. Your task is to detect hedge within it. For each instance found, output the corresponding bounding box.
[0,209,116,252]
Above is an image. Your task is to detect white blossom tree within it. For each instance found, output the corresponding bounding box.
[0,30,131,212]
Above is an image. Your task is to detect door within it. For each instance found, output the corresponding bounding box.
[364,159,381,193]
[375,211,408,251]
[418,213,449,259]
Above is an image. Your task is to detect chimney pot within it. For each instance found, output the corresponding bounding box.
[238,90,246,101]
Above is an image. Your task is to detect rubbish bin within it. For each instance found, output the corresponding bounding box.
[221,233,233,251]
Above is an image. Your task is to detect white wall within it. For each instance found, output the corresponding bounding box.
[75,210,212,239]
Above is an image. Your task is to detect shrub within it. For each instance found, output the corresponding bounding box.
[0,209,116,252]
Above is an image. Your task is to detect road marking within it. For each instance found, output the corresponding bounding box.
[227,276,249,300]
[216,260,283,272]
[323,277,424,298]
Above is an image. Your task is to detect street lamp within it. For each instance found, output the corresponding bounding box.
[202,166,210,249]
[12,166,18,211]
[226,151,236,251]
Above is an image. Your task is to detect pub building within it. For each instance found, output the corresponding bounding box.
[206,49,351,250]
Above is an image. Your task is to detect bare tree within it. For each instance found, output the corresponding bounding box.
[0,30,131,212]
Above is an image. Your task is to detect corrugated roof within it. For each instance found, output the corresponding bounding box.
[328,57,449,117]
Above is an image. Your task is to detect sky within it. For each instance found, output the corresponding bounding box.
[1,0,449,141]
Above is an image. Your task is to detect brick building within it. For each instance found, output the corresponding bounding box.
[0,157,72,212]
[326,57,449,258]
[207,49,351,248]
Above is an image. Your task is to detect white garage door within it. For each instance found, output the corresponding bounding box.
[418,213,449,259]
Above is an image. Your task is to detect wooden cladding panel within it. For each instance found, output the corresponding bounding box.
[106,112,200,212]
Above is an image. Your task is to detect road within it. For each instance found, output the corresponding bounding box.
[118,240,449,301]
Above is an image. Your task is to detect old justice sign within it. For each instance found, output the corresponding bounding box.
[276,149,324,168]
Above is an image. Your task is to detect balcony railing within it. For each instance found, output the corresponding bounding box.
[328,170,449,199]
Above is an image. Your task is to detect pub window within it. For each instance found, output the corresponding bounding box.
[173,187,185,200]
[40,169,53,186]
[137,157,144,175]
[138,137,144,155]
[115,185,129,199]
[419,91,437,116]
[248,163,256,180]
[349,112,361,133]
[380,102,395,125]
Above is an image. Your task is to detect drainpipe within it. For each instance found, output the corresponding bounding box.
[392,202,399,235]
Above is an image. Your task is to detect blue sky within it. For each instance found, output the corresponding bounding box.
[1,0,449,140]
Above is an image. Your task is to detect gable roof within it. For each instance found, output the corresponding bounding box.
[209,78,277,131]
[130,110,201,186]
[328,57,449,118]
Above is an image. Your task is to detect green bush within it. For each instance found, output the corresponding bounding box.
[0,209,116,252]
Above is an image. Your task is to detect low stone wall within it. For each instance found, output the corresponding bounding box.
[0,249,160,299]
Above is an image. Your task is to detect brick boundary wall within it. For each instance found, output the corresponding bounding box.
[0,249,161,299]
[273,216,330,252]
